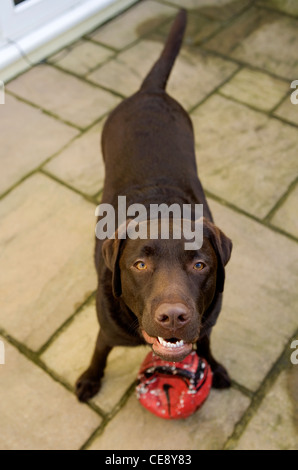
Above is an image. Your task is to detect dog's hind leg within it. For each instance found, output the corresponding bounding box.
[75,330,112,402]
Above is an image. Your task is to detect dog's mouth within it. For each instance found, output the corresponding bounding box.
[142,330,193,362]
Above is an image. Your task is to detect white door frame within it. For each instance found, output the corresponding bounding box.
[0,0,82,40]
[0,0,138,82]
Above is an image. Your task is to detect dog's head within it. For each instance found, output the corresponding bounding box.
[102,218,232,361]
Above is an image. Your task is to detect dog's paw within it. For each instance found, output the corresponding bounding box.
[211,363,231,389]
[75,370,101,402]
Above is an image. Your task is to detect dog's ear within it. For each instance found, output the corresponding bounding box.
[102,237,124,298]
[102,223,128,298]
[204,218,232,293]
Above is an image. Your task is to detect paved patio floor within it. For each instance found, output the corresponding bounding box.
[0,0,297,450]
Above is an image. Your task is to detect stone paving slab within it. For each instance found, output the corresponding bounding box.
[257,0,298,17]
[0,337,100,450]
[148,0,254,49]
[270,184,298,239]
[274,94,298,126]
[206,6,298,78]
[219,67,288,112]
[191,94,298,219]
[159,0,252,21]
[88,387,250,450]
[167,47,237,111]
[88,0,177,50]
[230,13,298,79]
[48,40,115,76]
[41,299,148,413]
[0,94,78,196]
[155,9,221,47]
[88,39,163,97]
[0,173,97,351]
[89,37,237,109]
[41,300,99,387]
[235,367,298,450]
[204,6,272,55]
[1,0,297,451]
[7,64,121,129]
[209,199,298,391]
[44,120,105,197]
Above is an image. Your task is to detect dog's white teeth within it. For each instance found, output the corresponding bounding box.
[158,337,184,349]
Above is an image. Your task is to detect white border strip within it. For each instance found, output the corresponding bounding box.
[0,0,139,82]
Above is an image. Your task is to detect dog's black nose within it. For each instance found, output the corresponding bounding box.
[154,303,190,330]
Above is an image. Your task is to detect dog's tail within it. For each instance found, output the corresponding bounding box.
[140,9,187,93]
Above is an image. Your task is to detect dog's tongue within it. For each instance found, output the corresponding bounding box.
[142,330,192,362]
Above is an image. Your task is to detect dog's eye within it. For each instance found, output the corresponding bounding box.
[193,262,204,271]
[134,261,147,270]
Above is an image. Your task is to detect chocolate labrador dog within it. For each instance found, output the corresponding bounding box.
[76,9,232,402]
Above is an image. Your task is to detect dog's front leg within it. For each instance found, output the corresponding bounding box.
[75,330,112,402]
[196,334,231,389]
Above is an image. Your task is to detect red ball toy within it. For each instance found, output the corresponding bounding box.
[136,351,212,419]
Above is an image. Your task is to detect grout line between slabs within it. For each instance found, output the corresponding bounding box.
[80,380,138,450]
[39,168,100,206]
[47,61,126,100]
[199,45,295,84]
[215,90,298,130]
[270,91,292,115]
[82,36,119,53]
[0,325,107,419]
[0,132,104,204]
[255,3,298,21]
[37,291,97,356]
[6,89,84,132]
[223,328,298,450]
[205,189,298,244]
[188,63,242,114]
[264,176,298,224]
